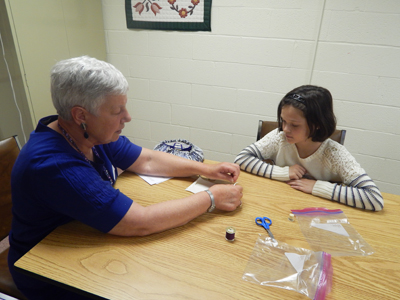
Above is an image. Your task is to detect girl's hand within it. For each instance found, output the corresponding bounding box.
[286,178,316,194]
[289,164,307,180]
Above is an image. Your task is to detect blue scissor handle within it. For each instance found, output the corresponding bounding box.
[255,217,272,230]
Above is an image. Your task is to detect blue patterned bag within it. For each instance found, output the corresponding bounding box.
[154,139,204,162]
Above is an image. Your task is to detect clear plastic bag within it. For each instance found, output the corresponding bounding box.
[291,208,374,256]
[243,235,333,300]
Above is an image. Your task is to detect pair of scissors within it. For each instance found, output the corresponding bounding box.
[255,217,275,240]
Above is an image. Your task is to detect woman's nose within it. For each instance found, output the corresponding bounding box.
[123,111,132,123]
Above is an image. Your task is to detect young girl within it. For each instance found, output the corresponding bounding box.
[234,85,383,211]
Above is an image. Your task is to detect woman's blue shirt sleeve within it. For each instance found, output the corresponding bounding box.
[28,136,142,233]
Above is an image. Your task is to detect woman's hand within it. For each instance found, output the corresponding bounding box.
[204,162,240,183]
[289,164,307,180]
[209,184,243,211]
[286,178,316,194]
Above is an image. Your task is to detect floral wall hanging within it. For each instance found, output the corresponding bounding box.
[125,0,212,31]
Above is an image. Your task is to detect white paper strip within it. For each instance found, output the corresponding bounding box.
[311,222,349,237]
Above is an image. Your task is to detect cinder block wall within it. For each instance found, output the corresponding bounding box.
[102,0,400,195]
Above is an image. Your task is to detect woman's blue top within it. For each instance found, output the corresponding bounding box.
[8,115,142,299]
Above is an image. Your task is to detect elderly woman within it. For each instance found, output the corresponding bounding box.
[9,56,243,299]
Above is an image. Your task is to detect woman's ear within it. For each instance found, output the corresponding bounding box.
[70,106,87,126]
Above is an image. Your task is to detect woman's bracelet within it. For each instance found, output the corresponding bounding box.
[205,190,215,212]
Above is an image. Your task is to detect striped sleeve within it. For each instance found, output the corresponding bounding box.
[312,174,384,211]
[234,143,290,181]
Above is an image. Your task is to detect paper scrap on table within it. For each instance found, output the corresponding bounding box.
[311,222,349,237]
[137,174,172,185]
[285,252,306,273]
[186,177,216,193]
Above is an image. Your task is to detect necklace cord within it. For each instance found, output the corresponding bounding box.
[57,123,114,185]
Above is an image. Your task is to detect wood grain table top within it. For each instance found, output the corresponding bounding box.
[15,160,400,299]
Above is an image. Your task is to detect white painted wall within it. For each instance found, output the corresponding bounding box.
[0,0,106,145]
[102,0,400,195]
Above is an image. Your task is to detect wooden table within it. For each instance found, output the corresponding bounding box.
[15,161,400,299]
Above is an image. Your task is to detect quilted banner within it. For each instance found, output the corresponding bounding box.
[125,0,212,31]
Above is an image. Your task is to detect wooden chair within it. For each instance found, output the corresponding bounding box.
[0,136,27,300]
[257,120,346,145]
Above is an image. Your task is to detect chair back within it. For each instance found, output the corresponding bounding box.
[0,136,20,240]
[257,120,346,145]
[0,135,27,300]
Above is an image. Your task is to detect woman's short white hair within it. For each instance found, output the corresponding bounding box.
[51,56,129,120]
